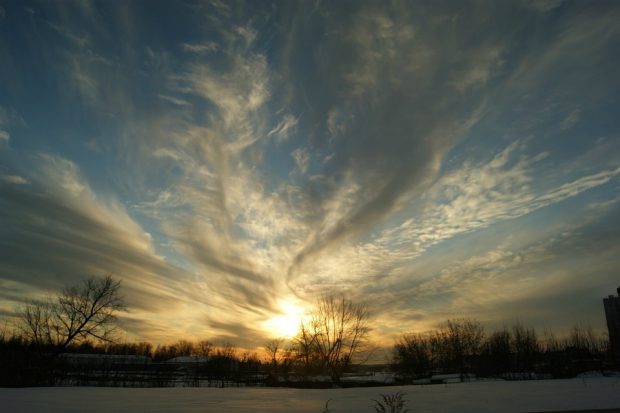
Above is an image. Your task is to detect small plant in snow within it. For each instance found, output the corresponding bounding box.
[372,392,410,413]
[322,399,333,413]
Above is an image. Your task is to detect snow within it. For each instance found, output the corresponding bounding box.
[2,377,620,412]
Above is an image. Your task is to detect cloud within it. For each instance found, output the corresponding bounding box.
[0,105,13,149]
[327,108,351,138]
[235,26,257,47]
[267,114,298,141]
[21,7,615,342]
[560,108,581,130]
[46,21,90,48]
[374,141,620,257]
[178,54,269,151]
[424,217,619,327]
[2,1,619,347]
[451,46,504,92]
[291,147,310,173]
[524,0,565,13]
[157,94,191,107]
[363,200,620,336]
[282,3,513,279]
[131,20,293,330]
[286,137,620,336]
[0,130,8,148]
[0,154,215,342]
[1,175,28,185]
[505,5,620,98]
[181,42,219,55]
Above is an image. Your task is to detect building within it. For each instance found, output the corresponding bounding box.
[603,286,620,363]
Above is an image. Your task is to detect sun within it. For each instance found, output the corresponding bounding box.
[263,300,305,338]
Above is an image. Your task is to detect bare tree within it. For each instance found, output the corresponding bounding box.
[294,322,318,372]
[542,328,562,353]
[393,333,433,378]
[481,328,511,375]
[567,324,606,354]
[429,318,484,375]
[511,321,539,372]
[265,337,286,369]
[172,340,195,357]
[18,274,124,352]
[214,341,237,359]
[0,319,12,343]
[195,339,214,357]
[294,295,371,381]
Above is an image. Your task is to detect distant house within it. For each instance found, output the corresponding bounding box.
[603,286,620,363]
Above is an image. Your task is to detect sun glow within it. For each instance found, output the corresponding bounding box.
[263,300,305,338]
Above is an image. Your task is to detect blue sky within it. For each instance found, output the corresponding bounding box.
[1,0,619,348]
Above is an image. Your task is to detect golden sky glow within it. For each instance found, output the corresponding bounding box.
[262,300,306,339]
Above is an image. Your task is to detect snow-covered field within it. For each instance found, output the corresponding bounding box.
[2,377,620,413]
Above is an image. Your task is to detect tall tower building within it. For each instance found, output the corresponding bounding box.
[603,286,620,363]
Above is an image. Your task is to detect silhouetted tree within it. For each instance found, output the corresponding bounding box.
[18,274,124,353]
[511,322,539,372]
[567,324,606,354]
[432,318,484,375]
[480,328,511,375]
[393,333,432,378]
[214,341,237,359]
[294,322,318,374]
[195,339,214,357]
[265,337,286,371]
[172,339,194,357]
[293,295,371,381]
[542,329,562,353]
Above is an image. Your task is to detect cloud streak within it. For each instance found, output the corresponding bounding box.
[0,155,214,342]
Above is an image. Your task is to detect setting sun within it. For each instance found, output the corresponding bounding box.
[263,300,305,338]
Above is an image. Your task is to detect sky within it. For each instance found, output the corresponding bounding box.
[1,0,620,350]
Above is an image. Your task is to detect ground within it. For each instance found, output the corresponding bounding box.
[1,377,620,412]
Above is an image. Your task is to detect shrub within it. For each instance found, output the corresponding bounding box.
[372,392,410,413]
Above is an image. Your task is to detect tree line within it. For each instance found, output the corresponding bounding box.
[0,276,373,387]
[0,274,615,387]
[391,318,611,381]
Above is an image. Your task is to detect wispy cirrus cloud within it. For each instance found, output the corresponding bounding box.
[0,130,8,148]
[268,114,299,142]
[131,20,295,334]
[0,154,213,342]
[0,174,28,185]
[1,1,619,347]
[288,136,620,334]
[0,106,13,149]
[282,3,510,280]
[181,42,219,55]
